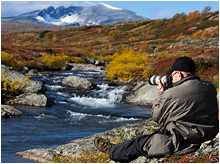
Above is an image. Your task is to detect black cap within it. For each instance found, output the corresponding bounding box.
[166,56,196,75]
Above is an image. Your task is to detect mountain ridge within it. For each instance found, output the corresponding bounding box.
[2,3,147,26]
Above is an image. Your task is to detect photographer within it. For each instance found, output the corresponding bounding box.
[94,56,219,162]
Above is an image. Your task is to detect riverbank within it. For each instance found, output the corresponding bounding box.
[14,118,219,163]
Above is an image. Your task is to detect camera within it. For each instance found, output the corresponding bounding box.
[148,75,172,89]
[148,76,167,85]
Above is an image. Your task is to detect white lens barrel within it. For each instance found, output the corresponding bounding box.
[149,76,167,85]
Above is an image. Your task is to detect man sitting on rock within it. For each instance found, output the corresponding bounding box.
[94,56,219,162]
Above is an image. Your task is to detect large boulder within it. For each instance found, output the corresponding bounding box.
[1,105,22,117]
[6,93,52,107]
[1,65,46,93]
[61,76,96,90]
[61,63,103,71]
[126,82,158,106]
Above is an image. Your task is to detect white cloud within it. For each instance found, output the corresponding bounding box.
[149,8,176,19]
[157,9,175,19]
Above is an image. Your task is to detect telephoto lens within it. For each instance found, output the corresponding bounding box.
[148,76,167,85]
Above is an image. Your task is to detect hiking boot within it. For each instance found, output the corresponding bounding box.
[94,137,114,154]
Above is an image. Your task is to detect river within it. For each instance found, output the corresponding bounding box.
[1,70,152,163]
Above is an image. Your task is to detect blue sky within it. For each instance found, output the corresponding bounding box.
[1,1,219,19]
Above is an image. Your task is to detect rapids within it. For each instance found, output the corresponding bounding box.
[1,70,152,163]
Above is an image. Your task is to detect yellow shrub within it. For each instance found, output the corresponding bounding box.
[142,65,153,81]
[105,49,152,81]
[45,31,56,39]
[109,30,117,40]
[100,55,114,62]
[1,52,22,71]
[41,53,68,70]
[186,10,202,22]
[193,31,202,39]
[1,72,31,102]
[129,37,135,42]
[52,36,58,42]
[84,45,92,54]
[69,57,87,63]
[98,28,102,33]
[99,52,119,62]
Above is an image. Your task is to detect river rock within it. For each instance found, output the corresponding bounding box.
[69,63,104,71]
[126,82,158,106]
[20,67,29,74]
[6,93,52,107]
[61,63,104,71]
[61,64,74,71]
[86,58,106,66]
[1,65,46,93]
[1,105,22,117]
[25,69,47,76]
[62,76,96,90]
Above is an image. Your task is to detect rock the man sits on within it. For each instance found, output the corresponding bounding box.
[94,56,219,162]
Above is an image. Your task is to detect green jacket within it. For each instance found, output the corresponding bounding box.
[144,76,218,157]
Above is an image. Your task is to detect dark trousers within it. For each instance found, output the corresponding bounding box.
[108,135,150,162]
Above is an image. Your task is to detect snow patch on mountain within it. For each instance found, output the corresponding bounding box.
[36,14,63,25]
[99,3,123,10]
[36,13,80,25]
[60,13,79,24]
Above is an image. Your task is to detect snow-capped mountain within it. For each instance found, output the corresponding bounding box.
[4,3,147,26]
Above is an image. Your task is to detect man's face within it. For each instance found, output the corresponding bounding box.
[171,71,182,83]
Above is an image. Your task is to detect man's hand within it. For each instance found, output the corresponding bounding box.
[157,80,165,92]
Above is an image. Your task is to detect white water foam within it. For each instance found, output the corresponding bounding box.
[67,110,111,120]
[61,72,75,75]
[53,79,62,83]
[69,84,127,108]
[52,76,64,79]
[85,70,104,74]
[45,84,64,91]
[108,86,127,102]
[97,84,127,102]
[115,117,139,122]
[98,117,139,123]
[47,91,70,103]
[34,113,56,120]
[47,91,69,97]
[97,83,109,91]
[69,96,115,108]
[67,110,139,123]
[57,101,68,104]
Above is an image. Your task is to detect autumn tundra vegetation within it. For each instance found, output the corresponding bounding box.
[1,7,219,92]
[1,7,219,163]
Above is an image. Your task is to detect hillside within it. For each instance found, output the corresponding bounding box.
[1,10,219,87]
[1,20,72,34]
